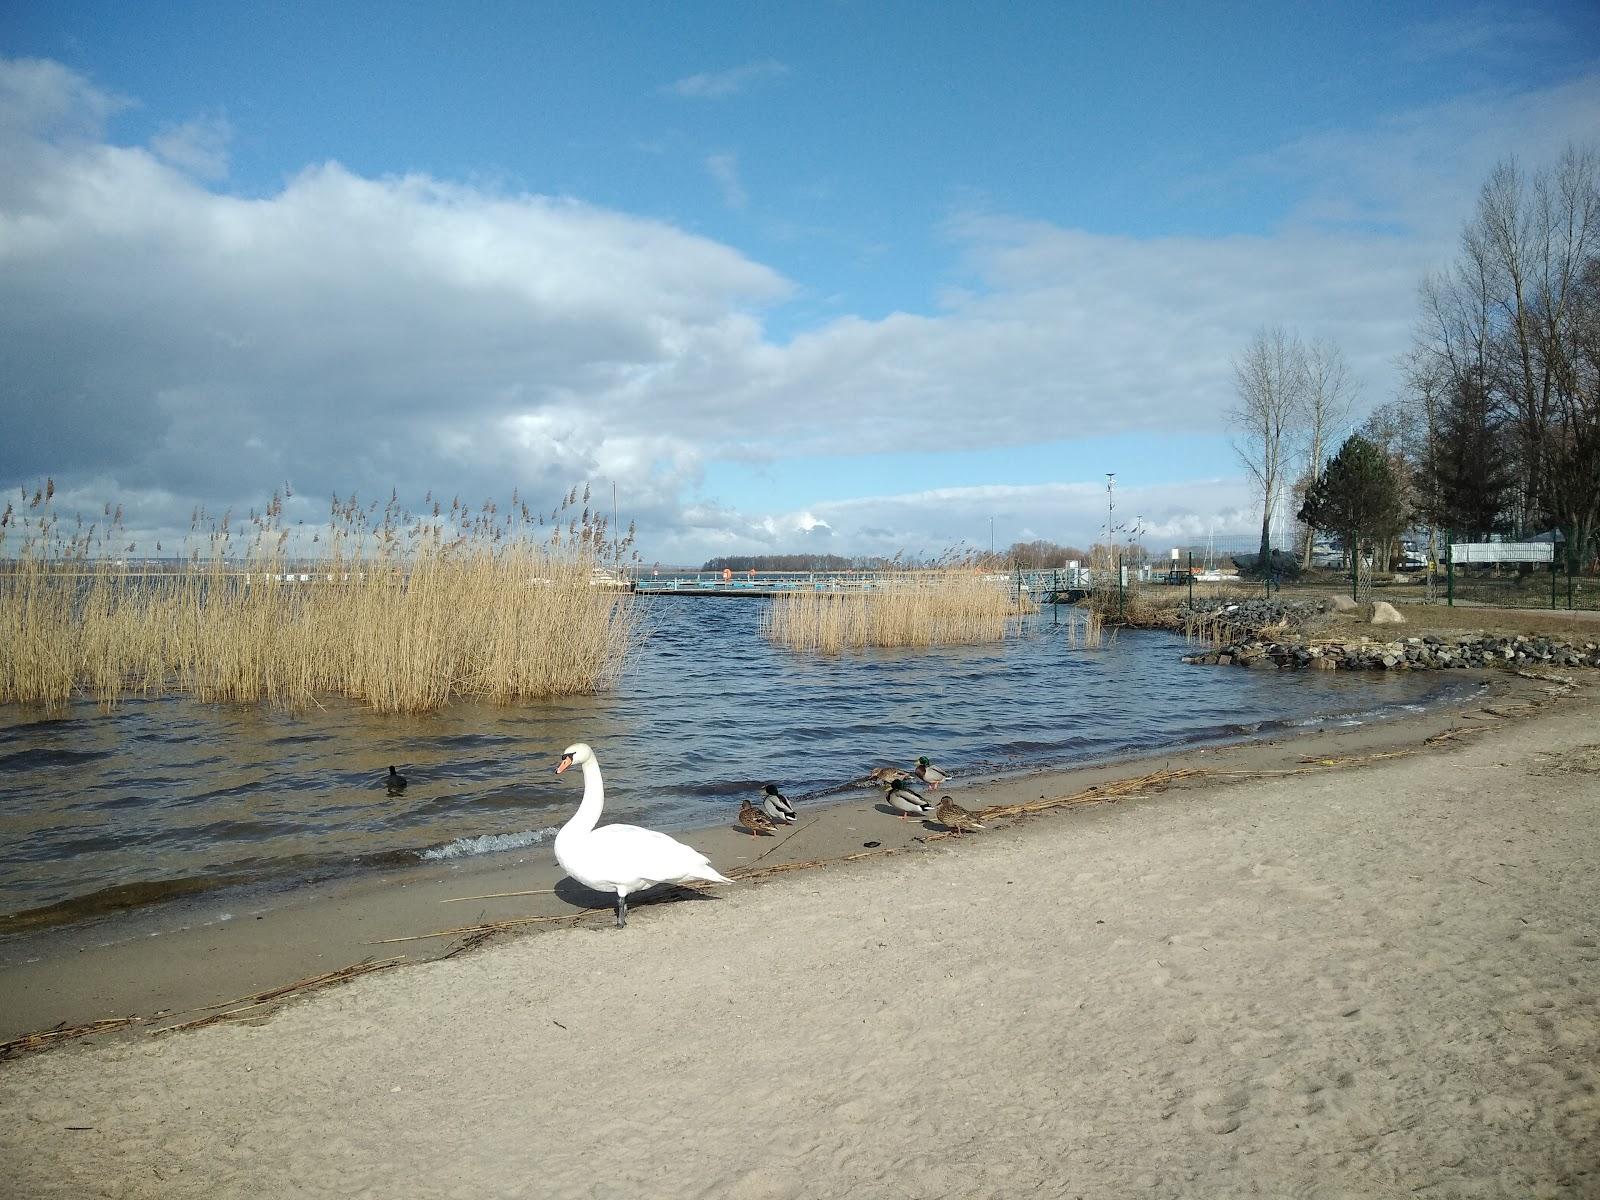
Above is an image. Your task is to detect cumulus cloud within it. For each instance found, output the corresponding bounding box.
[3,55,1597,561]
[642,477,1263,565]
[663,60,790,100]
[0,56,128,140]
[150,113,233,180]
[0,57,787,548]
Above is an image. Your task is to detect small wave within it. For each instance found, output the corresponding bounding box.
[419,826,559,861]
[0,746,112,772]
[3,873,253,932]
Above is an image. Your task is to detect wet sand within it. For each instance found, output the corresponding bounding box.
[2,667,1597,1196]
[0,670,1530,1043]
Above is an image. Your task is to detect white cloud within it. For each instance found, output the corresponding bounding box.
[1397,4,1567,63]
[0,57,129,140]
[0,59,787,549]
[706,152,747,210]
[642,477,1265,565]
[663,60,789,100]
[150,113,232,180]
[3,56,1596,562]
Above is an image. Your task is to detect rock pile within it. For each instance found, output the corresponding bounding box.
[1177,597,1331,639]
[1183,632,1600,672]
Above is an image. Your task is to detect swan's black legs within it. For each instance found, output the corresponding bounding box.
[615,893,628,928]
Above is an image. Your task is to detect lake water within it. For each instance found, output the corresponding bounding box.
[0,601,1477,931]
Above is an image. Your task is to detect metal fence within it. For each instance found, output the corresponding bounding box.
[1442,539,1596,610]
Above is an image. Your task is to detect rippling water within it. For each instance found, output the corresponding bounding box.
[0,602,1477,929]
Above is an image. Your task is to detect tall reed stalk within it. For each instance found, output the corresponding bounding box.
[0,483,638,714]
[763,570,1030,653]
[1062,604,1105,649]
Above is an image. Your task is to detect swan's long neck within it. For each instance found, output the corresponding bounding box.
[559,756,605,839]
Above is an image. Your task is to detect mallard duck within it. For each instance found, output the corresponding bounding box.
[936,795,985,836]
[386,765,408,793]
[760,783,796,824]
[883,779,934,820]
[554,743,732,928]
[868,766,914,785]
[738,797,778,837]
[915,757,948,788]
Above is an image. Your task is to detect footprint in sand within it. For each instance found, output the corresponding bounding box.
[1191,1087,1252,1134]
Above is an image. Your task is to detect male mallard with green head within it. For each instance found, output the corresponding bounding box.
[914,757,948,788]
[883,778,934,820]
[760,783,796,824]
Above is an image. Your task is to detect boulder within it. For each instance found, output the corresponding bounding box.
[1330,594,1358,612]
[1369,601,1405,624]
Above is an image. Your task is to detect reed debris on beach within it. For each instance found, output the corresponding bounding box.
[0,483,639,713]
[763,569,1030,653]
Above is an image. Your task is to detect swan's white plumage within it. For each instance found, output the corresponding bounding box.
[554,744,732,917]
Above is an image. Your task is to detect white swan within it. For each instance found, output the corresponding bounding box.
[554,742,732,927]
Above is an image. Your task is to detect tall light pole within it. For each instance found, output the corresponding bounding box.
[1105,473,1116,543]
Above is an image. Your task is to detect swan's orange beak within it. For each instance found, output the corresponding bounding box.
[556,754,573,775]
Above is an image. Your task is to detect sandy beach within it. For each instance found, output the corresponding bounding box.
[1,667,1596,1198]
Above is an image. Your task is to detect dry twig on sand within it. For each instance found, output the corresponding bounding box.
[367,909,607,947]
[974,767,1205,822]
[153,957,408,1034]
[0,1016,141,1060]
[441,928,498,960]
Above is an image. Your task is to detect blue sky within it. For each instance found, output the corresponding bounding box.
[2,2,1598,562]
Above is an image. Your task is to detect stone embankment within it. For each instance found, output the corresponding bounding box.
[1184,633,1600,672]
[1173,597,1600,672]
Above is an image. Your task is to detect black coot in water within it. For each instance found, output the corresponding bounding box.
[386,765,408,793]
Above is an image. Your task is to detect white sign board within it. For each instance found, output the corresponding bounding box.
[1450,542,1553,564]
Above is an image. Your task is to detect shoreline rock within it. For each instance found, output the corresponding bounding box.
[1182,632,1600,672]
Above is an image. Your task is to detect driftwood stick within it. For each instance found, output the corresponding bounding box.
[441,887,556,904]
[155,1003,273,1036]
[732,814,818,873]
[365,908,608,946]
[0,1016,141,1059]
[441,928,498,960]
[202,956,407,1012]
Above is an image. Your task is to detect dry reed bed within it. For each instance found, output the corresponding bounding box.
[763,571,1031,652]
[0,548,634,713]
[0,485,639,713]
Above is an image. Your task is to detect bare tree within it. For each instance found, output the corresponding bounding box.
[1466,146,1599,532]
[1399,347,1448,595]
[1230,327,1307,567]
[1296,337,1355,567]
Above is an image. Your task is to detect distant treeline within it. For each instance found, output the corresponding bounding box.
[703,541,1094,573]
[701,554,898,572]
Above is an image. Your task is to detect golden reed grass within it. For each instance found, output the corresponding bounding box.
[762,570,1031,653]
[1061,603,1105,649]
[0,484,638,714]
